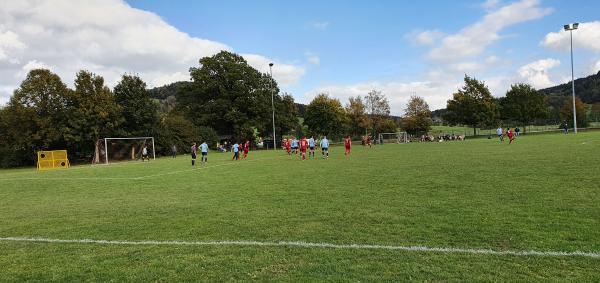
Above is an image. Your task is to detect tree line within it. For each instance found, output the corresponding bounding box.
[0,50,593,167]
[443,75,589,136]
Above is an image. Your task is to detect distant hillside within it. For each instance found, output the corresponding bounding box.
[539,71,600,104]
[148,81,191,100]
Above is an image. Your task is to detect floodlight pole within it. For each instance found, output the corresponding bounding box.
[269,63,277,150]
[565,23,579,133]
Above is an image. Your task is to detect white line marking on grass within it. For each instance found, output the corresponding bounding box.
[1,237,598,258]
[0,156,281,181]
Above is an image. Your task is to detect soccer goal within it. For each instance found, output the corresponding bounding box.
[378,132,409,144]
[93,137,155,165]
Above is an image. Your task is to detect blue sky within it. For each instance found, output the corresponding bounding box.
[125,0,600,111]
[1,0,599,113]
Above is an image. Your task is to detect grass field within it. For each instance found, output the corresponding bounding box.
[1,132,599,281]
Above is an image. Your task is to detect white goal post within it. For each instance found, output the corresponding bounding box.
[378,132,409,144]
[95,137,155,165]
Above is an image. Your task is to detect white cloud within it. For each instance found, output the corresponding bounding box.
[482,0,501,10]
[518,58,560,89]
[0,0,305,104]
[305,52,320,66]
[406,29,444,46]
[593,60,600,74]
[429,0,552,62]
[311,21,330,30]
[242,54,305,86]
[542,21,600,52]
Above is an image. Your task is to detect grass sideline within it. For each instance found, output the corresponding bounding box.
[1,132,599,281]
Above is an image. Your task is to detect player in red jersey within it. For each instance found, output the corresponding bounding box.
[242,140,250,159]
[344,135,352,156]
[299,136,308,160]
[366,135,372,148]
[506,128,515,144]
[285,139,291,155]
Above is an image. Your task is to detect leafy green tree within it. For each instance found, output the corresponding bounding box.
[444,75,498,135]
[500,84,547,131]
[67,70,124,157]
[0,69,71,165]
[304,93,347,138]
[177,51,297,141]
[114,74,158,137]
[345,96,368,136]
[560,97,587,127]
[364,90,391,136]
[402,95,432,135]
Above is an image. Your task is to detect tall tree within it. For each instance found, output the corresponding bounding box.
[402,95,432,135]
[67,70,124,157]
[444,75,498,135]
[114,74,158,137]
[345,96,368,136]
[177,51,297,141]
[364,90,391,136]
[500,84,547,131]
[560,97,587,127]
[0,69,71,165]
[304,93,347,138]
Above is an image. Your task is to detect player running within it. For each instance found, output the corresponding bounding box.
[299,136,308,160]
[308,136,316,159]
[232,142,240,161]
[191,142,197,167]
[291,138,299,155]
[507,128,515,144]
[200,141,208,165]
[320,136,329,159]
[366,135,372,148]
[285,139,291,155]
[496,127,504,142]
[242,140,250,159]
[344,136,352,156]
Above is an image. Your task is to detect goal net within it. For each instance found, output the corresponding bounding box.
[378,132,409,144]
[93,137,155,165]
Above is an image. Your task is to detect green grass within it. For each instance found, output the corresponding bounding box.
[1,133,599,281]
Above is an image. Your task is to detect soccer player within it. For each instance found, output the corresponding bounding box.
[308,136,316,158]
[232,142,240,160]
[171,144,177,158]
[191,142,197,167]
[496,127,504,141]
[291,138,299,155]
[285,139,291,155]
[242,140,250,159]
[299,136,308,160]
[200,141,208,164]
[141,145,149,161]
[507,128,515,144]
[344,135,352,156]
[366,135,372,148]
[320,136,329,158]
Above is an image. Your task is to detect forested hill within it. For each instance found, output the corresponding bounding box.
[539,71,600,103]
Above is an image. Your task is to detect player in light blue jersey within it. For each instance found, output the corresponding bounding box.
[320,136,329,158]
[232,142,240,160]
[200,141,208,165]
[308,136,316,158]
[291,138,299,155]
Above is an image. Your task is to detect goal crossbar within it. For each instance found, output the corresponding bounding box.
[378,132,409,144]
[103,137,155,164]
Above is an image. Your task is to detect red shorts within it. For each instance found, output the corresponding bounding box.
[300,148,307,153]
[244,149,249,154]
